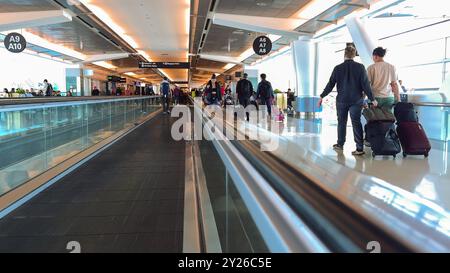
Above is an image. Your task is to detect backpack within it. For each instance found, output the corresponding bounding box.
[46,84,53,96]
[259,81,271,99]
[161,82,170,96]
[242,80,251,98]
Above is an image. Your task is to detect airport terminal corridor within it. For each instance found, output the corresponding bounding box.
[0,0,450,258]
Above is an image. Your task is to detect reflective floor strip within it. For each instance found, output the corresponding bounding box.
[183,142,201,253]
[192,141,222,253]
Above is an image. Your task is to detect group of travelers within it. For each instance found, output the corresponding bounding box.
[201,72,276,120]
[202,74,233,107]
[319,45,402,156]
[1,79,59,98]
[160,77,190,114]
[160,44,411,159]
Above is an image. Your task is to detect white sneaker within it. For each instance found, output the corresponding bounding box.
[352,150,366,156]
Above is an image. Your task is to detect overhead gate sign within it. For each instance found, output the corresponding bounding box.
[253,36,272,56]
[139,62,190,69]
[4,32,27,53]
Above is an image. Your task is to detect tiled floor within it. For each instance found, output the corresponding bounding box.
[0,114,185,253]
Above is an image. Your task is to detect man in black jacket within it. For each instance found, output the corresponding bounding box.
[236,73,253,107]
[236,73,254,120]
[319,45,378,156]
[256,74,275,117]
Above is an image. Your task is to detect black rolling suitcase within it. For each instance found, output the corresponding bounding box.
[366,121,401,158]
[394,102,418,123]
[363,107,401,158]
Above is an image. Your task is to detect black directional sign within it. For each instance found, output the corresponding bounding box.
[253,36,272,56]
[4,32,27,53]
[139,62,190,69]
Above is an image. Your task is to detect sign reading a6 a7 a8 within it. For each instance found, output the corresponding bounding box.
[4,32,27,53]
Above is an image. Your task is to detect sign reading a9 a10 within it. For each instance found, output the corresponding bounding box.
[4,32,27,53]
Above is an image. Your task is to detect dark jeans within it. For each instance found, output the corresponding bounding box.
[163,95,170,113]
[174,96,180,105]
[239,97,250,120]
[260,98,272,116]
[336,102,364,151]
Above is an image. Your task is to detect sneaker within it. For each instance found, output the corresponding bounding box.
[333,144,344,151]
[352,150,366,156]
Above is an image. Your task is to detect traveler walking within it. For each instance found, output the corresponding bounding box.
[161,77,171,114]
[204,74,222,106]
[319,45,378,156]
[399,80,408,93]
[236,73,254,120]
[256,74,274,117]
[367,47,400,113]
[173,86,181,105]
[43,79,53,97]
[92,86,100,96]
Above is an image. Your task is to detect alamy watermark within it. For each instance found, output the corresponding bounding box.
[170,98,282,152]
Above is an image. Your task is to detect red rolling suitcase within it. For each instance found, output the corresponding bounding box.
[396,121,431,158]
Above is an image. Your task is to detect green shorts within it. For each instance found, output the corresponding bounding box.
[375,97,396,113]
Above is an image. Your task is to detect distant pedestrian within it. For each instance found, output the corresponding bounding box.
[204,74,222,106]
[236,73,254,120]
[256,73,274,117]
[161,77,171,114]
[399,80,408,93]
[173,86,181,105]
[43,79,53,97]
[92,86,100,96]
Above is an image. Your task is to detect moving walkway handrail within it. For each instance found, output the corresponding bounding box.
[411,102,450,108]
[192,99,329,253]
[0,96,161,112]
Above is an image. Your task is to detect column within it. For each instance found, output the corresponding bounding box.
[291,38,321,115]
[345,16,376,68]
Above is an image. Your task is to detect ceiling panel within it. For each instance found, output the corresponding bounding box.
[84,0,190,81]
[201,25,259,57]
[216,0,310,18]
[26,20,121,54]
[0,0,56,12]
[0,0,123,55]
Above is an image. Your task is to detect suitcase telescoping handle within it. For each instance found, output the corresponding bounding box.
[366,102,378,108]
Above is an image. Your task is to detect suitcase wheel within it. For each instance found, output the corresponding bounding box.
[403,152,407,158]
[424,152,429,158]
[372,152,376,158]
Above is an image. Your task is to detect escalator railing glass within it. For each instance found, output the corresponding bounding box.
[0,96,161,196]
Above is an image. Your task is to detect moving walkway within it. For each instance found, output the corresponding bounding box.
[0,97,448,253]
